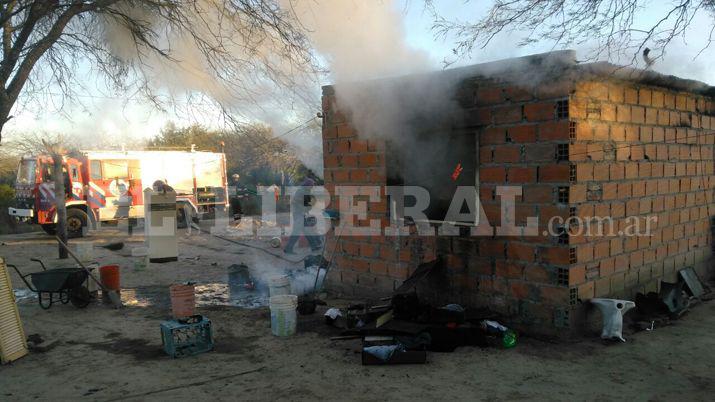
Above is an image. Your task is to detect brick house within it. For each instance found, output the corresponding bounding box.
[319,51,715,335]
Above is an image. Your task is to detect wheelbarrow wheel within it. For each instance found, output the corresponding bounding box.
[38,292,53,309]
[70,286,91,308]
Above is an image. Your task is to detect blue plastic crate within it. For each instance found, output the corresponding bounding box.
[160,315,213,358]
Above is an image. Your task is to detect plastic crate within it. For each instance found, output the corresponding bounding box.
[160,315,213,358]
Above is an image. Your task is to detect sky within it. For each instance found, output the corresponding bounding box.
[4,1,715,145]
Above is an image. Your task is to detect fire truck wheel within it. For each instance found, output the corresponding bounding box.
[66,208,88,238]
[41,224,56,235]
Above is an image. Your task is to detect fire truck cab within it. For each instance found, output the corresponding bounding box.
[9,150,229,237]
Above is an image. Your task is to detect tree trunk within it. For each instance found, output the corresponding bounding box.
[53,155,68,259]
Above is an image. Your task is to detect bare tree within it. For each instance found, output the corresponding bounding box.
[0,1,319,143]
[41,137,68,258]
[429,0,715,66]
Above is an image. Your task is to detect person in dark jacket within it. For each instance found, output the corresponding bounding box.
[283,178,322,254]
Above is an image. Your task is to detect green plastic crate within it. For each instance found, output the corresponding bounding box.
[160,315,213,358]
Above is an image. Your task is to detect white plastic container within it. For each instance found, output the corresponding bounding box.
[131,247,149,271]
[75,242,94,263]
[269,295,298,337]
[269,275,291,296]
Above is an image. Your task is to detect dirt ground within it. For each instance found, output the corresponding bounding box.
[1,226,714,401]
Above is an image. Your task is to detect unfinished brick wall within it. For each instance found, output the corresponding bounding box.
[569,80,715,305]
[320,61,715,336]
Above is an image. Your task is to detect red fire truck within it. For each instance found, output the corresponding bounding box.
[9,150,229,237]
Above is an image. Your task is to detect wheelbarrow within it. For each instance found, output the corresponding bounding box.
[8,258,91,309]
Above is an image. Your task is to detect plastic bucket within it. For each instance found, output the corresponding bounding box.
[75,242,94,263]
[170,284,195,318]
[269,275,291,297]
[99,265,120,290]
[131,247,149,272]
[270,295,298,337]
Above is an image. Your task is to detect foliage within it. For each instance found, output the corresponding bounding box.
[148,123,313,188]
[429,0,715,66]
[0,1,319,142]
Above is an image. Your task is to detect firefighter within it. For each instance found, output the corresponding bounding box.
[283,178,322,254]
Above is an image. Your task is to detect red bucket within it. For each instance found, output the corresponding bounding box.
[170,284,195,318]
[99,265,120,290]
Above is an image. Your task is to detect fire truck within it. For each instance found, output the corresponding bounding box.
[8,149,229,237]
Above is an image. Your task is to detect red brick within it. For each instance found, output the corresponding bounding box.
[524,265,550,283]
[324,154,340,168]
[504,86,533,102]
[370,260,388,275]
[508,125,537,142]
[507,242,536,262]
[541,286,569,305]
[336,125,355,138]
[350,140,368,153]
[480,167,506,182]
[493,105,523,124]
[495,261,523,279]
[358,153,380,167]
[578,82,608,100]
[540,165,570,182]
[625,88,638,104]
[523,186,553,203]
[494,146,521,163]
[540,246,570,265]
[524,102,555,121]
[475,87,503,105]
[482,127,506,145]
[539,121,570,141]
[350,170,368,182]
[569,265,586,285]
[332,169,349,182]
[617,105,631,122]
[508,167,536,183]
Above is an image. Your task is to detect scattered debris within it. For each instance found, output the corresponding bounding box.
[678,268,706,299]
[99,242,124,251]
[362,335,427,365]
[25,334,59,353]
[659,281,689,317]
[590,298,636,342]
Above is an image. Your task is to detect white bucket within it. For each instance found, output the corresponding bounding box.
[131,247,149,271]
[270,295,298,337]
[75,242,94,263]
[269,275,291,296]
[131,247,148,257]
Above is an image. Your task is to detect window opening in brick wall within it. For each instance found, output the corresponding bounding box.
[557,267,569,286]
[556,100,569,119]
[385,130,478,223]
[557,186,569,203]
[569,287,579,305]
[556,144,569,161]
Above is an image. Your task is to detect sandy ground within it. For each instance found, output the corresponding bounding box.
[1,225,714,401]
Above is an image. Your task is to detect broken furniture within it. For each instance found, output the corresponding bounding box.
[659,281,689,316]
[590,298,636,342]
[0,257,29,364]
[678,268,706,299]
[160,315,213,358]
[8,258,91,309]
